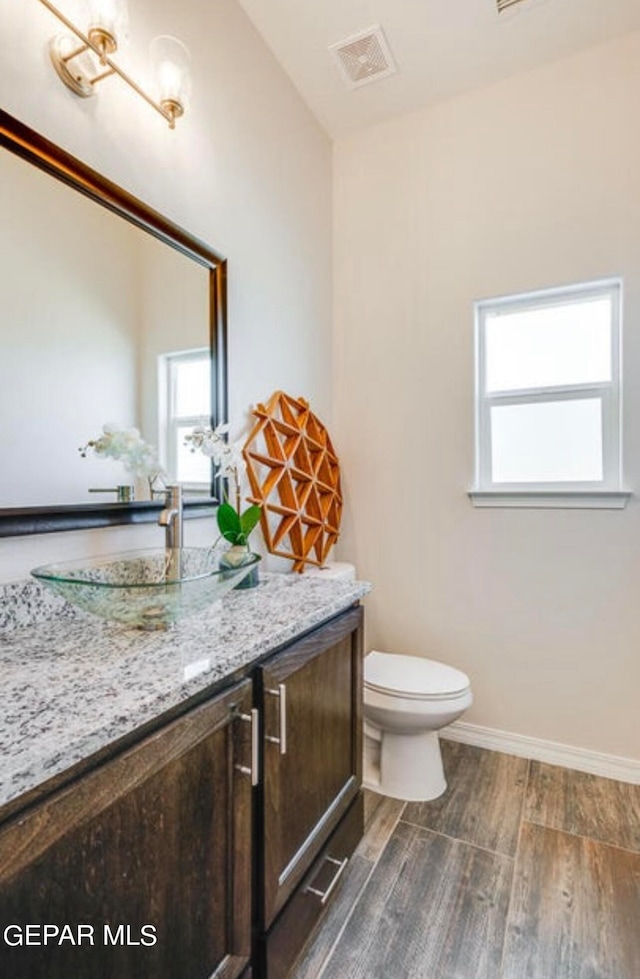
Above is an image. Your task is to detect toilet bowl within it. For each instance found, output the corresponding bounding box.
[363,650,472,802]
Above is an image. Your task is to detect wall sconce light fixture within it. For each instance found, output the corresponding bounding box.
[37,0,190,129]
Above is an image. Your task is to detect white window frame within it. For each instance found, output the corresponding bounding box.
[469,278,630,509]
[158,348,212,493]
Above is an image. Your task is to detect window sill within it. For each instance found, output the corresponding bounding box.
[468,490,632,509]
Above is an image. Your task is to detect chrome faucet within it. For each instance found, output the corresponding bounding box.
[158,484,183,550]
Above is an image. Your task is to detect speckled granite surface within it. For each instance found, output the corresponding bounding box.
[0,579,79,632]
[0,573,370,811]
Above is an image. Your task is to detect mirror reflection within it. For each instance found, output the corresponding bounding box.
[0,146,211,508]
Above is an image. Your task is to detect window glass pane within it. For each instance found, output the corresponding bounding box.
[176,425,211,484]
[490,399,603,483]
[173,357,211,417]
[485,297,612,393]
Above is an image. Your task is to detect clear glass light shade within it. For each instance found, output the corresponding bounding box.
[88,0,128,41]
[151,35,191,112]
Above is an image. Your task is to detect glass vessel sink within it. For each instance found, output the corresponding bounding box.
[31,547,261,630]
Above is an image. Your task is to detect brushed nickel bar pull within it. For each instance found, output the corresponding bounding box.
[236,709,259,786]
[305,856,348,906]
[265,683,287,755]
[278,682,287,755]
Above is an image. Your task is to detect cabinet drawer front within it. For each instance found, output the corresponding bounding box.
[261,606,363,925]
[265,794,364,979]
[0,681,253,979]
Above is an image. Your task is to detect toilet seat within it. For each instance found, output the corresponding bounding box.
[364,650,470,702]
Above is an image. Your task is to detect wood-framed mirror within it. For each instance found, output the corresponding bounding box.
[0,108,227,537]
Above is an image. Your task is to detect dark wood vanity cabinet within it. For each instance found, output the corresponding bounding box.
[0,679,254,979]
[0,604,364,979]
[257,605,364,978]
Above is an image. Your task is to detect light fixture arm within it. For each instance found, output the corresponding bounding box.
[37,0,185,129]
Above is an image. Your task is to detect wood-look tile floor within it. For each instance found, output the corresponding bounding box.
[290,740,640,979]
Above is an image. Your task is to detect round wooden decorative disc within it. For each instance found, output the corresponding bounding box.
[242,391,343,572]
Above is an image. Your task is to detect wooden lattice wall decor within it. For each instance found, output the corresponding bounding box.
[242,391,343,572]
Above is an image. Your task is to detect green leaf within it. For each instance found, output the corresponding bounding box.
[240,505,262,538]
[217,502,242,543]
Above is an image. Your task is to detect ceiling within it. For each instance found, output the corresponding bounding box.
[236,0,640,138]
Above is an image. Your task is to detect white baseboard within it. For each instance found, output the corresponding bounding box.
[443,721,640,785]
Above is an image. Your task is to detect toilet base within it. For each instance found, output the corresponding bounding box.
[364,728,447,802]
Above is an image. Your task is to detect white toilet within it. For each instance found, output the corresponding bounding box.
[363,650,473,802]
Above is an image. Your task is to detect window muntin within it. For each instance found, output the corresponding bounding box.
[475,280,621,494]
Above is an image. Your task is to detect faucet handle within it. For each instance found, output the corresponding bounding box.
[89,485,135,502]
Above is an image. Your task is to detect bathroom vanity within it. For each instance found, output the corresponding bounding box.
[0,573,368,979]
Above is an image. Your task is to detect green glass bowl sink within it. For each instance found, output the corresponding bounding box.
[31,547,261,630]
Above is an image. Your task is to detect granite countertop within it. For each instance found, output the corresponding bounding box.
[0,572,370,813]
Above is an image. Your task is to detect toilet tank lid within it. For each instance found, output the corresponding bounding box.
[365,651,471,697]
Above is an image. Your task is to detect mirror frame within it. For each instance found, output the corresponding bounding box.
[0,108,227,537]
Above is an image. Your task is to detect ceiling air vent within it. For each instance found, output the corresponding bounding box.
[329,26,397,89]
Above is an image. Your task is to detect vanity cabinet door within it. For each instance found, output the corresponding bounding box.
[258,605,363,929]
[0,679,254,979]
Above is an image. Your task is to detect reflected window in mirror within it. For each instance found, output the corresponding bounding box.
[159,349,212,491]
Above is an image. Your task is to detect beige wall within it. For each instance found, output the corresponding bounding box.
[0,0,332,580]
[334,32,640,761]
